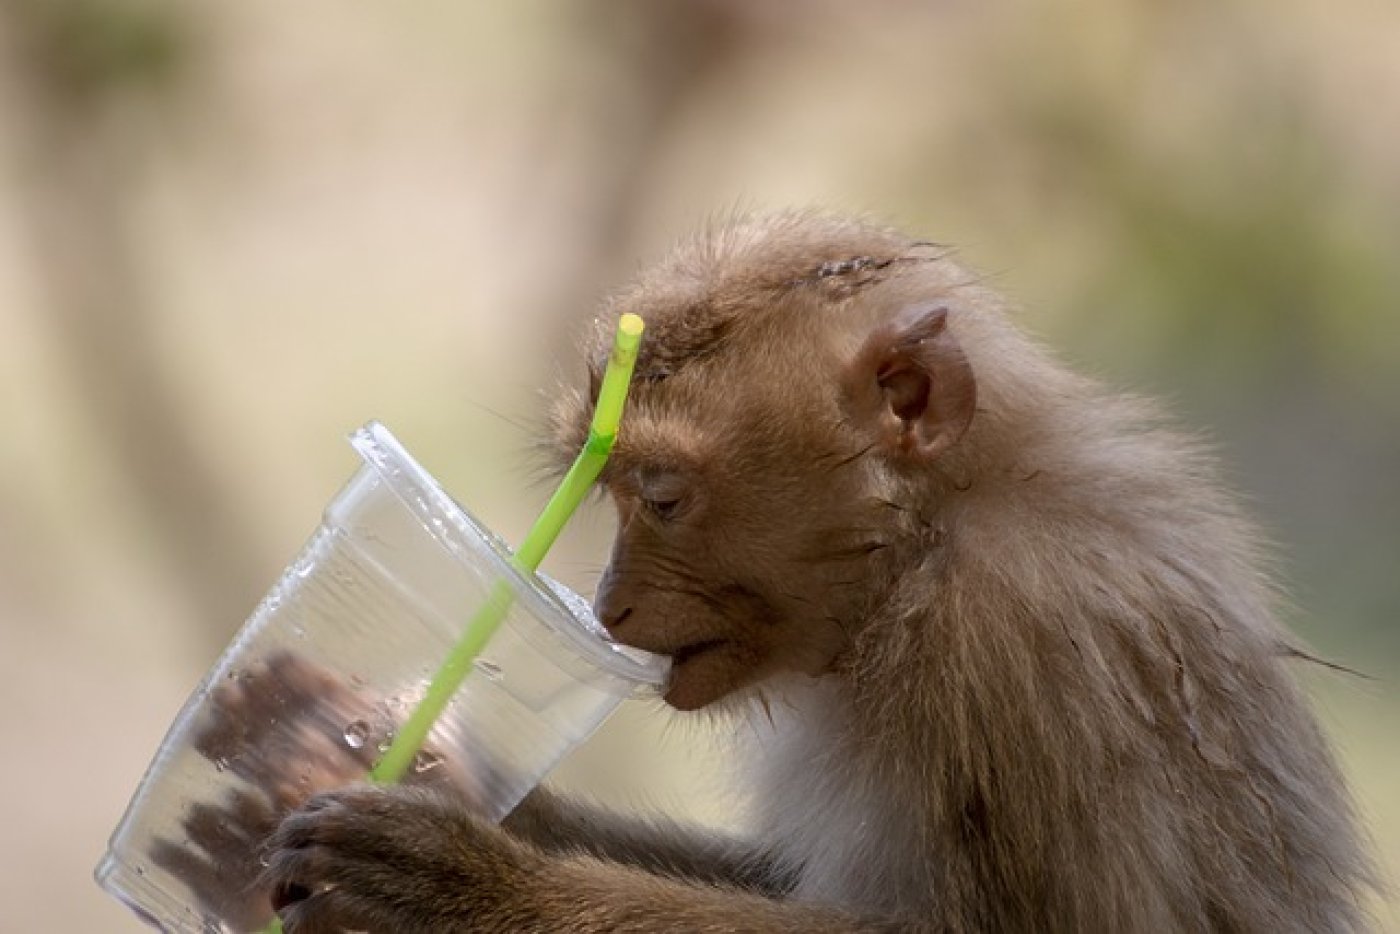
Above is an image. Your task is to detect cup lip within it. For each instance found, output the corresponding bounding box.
[348,420,669,687]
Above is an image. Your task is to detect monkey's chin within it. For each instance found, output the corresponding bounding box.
[661,639,751,711]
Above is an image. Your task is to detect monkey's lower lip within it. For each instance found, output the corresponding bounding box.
[670,638,729,667]
[663,638,741,711]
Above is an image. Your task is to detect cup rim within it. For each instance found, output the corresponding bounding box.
[348,421,669,687]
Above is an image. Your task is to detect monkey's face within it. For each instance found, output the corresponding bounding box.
[591,425,873,711]
[585,305,976,710]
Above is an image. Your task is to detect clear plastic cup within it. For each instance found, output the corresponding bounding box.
[95,421,667,933]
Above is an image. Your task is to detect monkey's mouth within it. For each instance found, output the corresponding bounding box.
[661,638,746,711]
[670,638,728,668]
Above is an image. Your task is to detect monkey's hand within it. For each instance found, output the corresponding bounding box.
[152,652,469,930]
[148,652,385,928]
[265,785,895,934]
[264,784,542,934]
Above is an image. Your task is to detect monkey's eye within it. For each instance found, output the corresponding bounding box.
[638,472,691,523]
[641,493,684,521]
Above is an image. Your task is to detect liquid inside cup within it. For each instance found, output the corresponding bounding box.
[95,421,668,933]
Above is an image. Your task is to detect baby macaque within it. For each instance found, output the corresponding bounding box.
[181,213,1375,932]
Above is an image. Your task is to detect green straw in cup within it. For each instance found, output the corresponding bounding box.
[370,311,644,782]
[264,313,643,932]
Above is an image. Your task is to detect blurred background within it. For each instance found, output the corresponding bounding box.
[0,0,1395,928]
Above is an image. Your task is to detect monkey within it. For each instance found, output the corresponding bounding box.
[178,212,1377,932]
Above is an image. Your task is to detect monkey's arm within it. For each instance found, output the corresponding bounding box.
[503,785,794,895]
[265,785,901,934]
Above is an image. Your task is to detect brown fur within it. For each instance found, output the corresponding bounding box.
[261,211,1375,932]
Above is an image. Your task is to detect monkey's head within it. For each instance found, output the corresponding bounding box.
[552,213,988,710]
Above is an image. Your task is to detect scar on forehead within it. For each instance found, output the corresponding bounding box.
[789,246,948,289]
[607,248,949,386]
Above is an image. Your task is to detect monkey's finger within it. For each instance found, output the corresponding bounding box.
[260,842,331,900]
[277,887,392,934]
[266,650,364,706]
[265,792,353,853]
[164,792,284,902]
[149,837,221,898]
[268,786,451,867]
[149,838,273,932]
[182,795,266,862]
[191,693,255,764]
[196,652,353,760]
[266,838,433,934]
[193,684,282,764]
[265,748,375,814]
[222,785,281,843]
[222,705,376,790]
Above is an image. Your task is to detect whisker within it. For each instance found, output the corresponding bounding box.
[462,398,534,434]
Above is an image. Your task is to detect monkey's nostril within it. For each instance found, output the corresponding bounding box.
[602,606,633,631]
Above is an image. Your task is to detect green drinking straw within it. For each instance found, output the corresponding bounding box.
[264,313,644,932]
[369,311,644,783]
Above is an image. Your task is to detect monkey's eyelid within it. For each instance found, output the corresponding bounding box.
[638,472,692,505]
[641,494,686,522]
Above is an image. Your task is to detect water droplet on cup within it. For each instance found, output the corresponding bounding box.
[343,720,370,749]
[412,750,444,774]
[473,659,504,682]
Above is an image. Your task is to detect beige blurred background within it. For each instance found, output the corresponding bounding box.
[0,0,1395,929]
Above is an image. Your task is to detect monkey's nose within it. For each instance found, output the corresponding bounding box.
[593,568,633,632]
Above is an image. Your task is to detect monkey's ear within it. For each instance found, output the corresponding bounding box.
[841,304,976,461]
